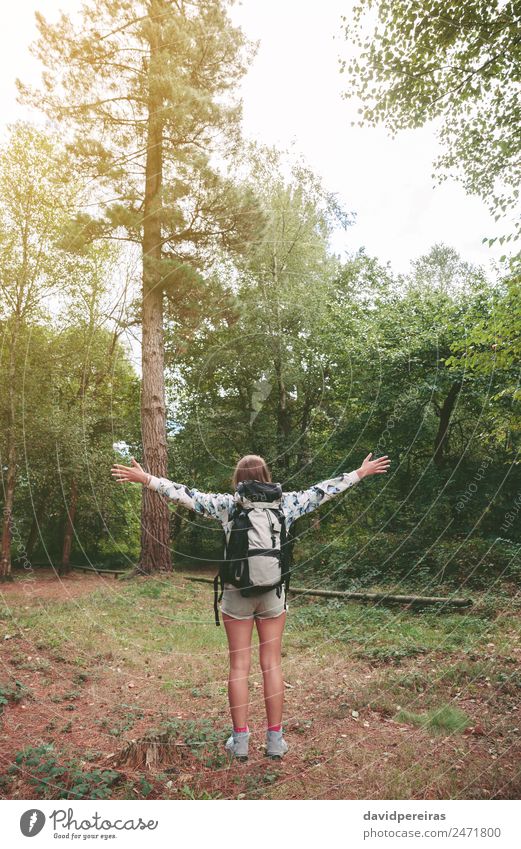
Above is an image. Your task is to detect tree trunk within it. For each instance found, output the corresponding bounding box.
[60,477,78,575]
[433,381,462,468]
[0,319,20,581]
[274,357,291,470]
[0,435,17,581]
[139,1,173,574]
[297,376,314,468]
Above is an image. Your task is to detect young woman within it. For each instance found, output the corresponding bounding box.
[111,451,390,760]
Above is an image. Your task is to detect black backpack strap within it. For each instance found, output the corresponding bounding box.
[278,509,290,610]
[213,571,224,627]
[215,509,237,626]
[213,573,220,626]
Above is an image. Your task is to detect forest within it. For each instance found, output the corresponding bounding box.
[0,0,519,803]
[1,126,518,592]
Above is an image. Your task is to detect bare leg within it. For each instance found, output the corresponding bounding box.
[256,612,286,727]
[223,613,254,729]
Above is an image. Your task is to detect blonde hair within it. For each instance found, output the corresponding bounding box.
[231,454,272,489]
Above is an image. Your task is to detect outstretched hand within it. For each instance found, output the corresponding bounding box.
[357,453,391,479]
[111,457,149,485]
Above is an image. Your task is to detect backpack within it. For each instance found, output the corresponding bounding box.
[213,479,291,626]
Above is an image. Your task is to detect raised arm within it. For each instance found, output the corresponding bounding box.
[281,470,361,529]
[281,453,390,529]
[111,458,234,524]
[146,475,234,524]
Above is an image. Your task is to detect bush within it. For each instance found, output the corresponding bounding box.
[294,526,518,593]
[429,536,521,590]
[11,744,121,799]
[0,680,31,713]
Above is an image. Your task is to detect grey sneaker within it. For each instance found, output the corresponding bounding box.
[265,729,289,759]
[225,729,250,761]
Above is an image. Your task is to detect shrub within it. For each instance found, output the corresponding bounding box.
[0,680,31,713]
[11,744,121,799]
[294,528,518,592]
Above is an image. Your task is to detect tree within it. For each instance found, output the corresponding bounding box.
[49,324,141,574]
[322,244,520,552]
[407,243,487,295]
[0,123,79,580]
[167,143,353,482]
[445,266,521,447]
[237,143,352,471]
[17,0,264,574]
[339,1,521,247]
[1,317,141,573]
[50,243,141,574]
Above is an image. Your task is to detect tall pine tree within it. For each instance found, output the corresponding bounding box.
[17,0,262,573]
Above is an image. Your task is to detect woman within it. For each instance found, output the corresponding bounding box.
[111,451,390,760]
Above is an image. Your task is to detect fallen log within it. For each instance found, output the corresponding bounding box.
[184,575,473,608]
[71,564,127,579]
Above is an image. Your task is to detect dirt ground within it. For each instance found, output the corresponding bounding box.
[1,570,520,800]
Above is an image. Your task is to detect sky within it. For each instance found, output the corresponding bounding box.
[0,0,504,279]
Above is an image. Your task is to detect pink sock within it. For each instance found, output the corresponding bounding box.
[234,726,248,733]
[268,724,282,732]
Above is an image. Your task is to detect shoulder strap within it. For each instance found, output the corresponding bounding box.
[213,573,221,626]
[215,504,244,626]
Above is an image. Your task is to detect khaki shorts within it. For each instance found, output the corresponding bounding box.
[220,584,288,620]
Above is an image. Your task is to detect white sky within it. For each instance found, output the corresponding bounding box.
[0,0,504,278]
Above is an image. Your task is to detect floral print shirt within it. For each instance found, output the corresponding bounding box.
[146,470,361,532]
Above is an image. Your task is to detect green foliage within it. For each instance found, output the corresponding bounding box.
[0,120,142,575]
[0,315,142,568]
[1,104,518,594]
[99,706,145,738]
[12,744,121,799]
[358,645,432,664]
[152,717,224,750]
[445,268,521,412]
[286,597,500,661]
[394,704,471,734]
[135,581,165,599]
[296,529,520,592]
[0,680,31,713]
[147,718,229,769]
[339,1,521,244]
[166,239,519,586]
[17,0,265,299]
[242,768,281,799]
[165,142,353,482]
[179,785,223,800]
[136,775,154,798]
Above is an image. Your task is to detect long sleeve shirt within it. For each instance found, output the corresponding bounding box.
[145,470,361,533]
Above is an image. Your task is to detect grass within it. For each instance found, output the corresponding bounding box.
[394,704,471,734]
[4,578,225,663]
[286,599,501,661]
[1,571,520,800]
[160,679,192,691]
[7,575,514,663]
